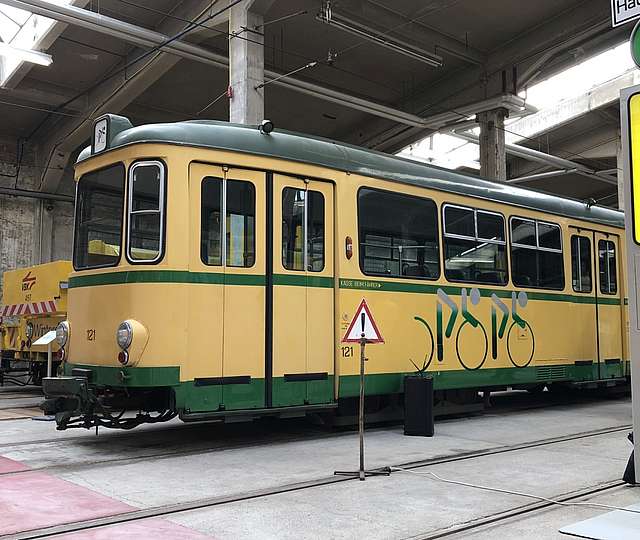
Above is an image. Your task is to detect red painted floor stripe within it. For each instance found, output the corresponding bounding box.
[0,455,30,474]
[0,471,133,536]
[0,456,212,538]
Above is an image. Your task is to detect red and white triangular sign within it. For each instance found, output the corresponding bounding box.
[342,299,384,343]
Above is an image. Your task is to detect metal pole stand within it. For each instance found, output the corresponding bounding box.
[47,342,52,378]
[334,333,391,481]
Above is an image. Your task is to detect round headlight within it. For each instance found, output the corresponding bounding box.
[56,321,69,347]
[116,321,133,350]
[25,322,34,339]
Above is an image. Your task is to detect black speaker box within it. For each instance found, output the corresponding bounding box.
[404,375,434,437]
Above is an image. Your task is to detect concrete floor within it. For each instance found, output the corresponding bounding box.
[0,388,637,539]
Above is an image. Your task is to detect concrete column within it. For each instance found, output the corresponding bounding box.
[37,200,55,264]
[617,129,624,210]
[478,108,507,182]
[229,1,265,125]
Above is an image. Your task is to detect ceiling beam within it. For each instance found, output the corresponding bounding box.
[506,69,640,144]
[1,77,87,111]
[1,0,90,89]
[31,0,227,194]
[363,0,486,65]
[352,0,615,152]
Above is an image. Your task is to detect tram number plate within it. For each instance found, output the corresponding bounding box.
[341,346,354,357]
[86,329,96,341]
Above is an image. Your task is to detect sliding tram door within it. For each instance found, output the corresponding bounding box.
[188,163,265,410]
[594,232,623,379]
[271,174,335,407]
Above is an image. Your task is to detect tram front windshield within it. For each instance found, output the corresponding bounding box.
[73,164,125,269]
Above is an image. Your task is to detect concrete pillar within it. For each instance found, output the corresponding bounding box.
[37,200,55,264]
[617,129,624,211]
[478,108,508,182]
[229,1,265,125]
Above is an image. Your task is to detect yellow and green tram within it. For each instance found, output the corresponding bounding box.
[42,114,628,430]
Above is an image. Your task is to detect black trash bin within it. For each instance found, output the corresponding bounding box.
[404,375,434,436]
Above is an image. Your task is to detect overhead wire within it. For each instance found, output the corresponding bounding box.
[27,0,239,139]
[25,0,245,190]
[1,1,620,201]
[111,0,402,96]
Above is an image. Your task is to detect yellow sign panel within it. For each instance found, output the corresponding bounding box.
[630,93,640,244]
[1,260,72,308]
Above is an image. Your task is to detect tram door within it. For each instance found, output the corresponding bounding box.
[188,163,266,410]
[568,229,598,371]
[271,174,335,407]
[594,233,623,378]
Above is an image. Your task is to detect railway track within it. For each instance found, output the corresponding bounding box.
[0,423,338,479]
[2,423,631,540]
[402,480,626,540]
[0,390,629,452]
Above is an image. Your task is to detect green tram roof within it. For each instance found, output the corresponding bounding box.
[78,118,624,229]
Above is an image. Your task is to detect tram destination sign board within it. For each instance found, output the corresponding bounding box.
[612,0,640,27]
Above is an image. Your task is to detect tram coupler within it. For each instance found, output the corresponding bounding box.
[40,376,95,430]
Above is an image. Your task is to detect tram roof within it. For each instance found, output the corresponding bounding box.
[77,118,624,229]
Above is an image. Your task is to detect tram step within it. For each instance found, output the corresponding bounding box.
[570,377,628,389]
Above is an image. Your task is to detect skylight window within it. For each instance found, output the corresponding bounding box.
[398,41,634,172]
[0,0,74,86]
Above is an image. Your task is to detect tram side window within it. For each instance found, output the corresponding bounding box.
[227,180,255,267]
[74,164,125,269]
[201,178,255,267]
[443,205,507,285]
[598,239,617,295]
[571,235,592,293]
[282,188,324,272]
[358,188,439,280]
[511,218,564,290]
[127,162,164,262]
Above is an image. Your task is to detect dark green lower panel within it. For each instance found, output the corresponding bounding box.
[271,376,335,408]
[338,362,628,398]
[63,363,180,387]
[175,379,266,412]
[62,361,628,414]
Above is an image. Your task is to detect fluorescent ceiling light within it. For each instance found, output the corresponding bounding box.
[0,41,52,66]
[318,11,443,68]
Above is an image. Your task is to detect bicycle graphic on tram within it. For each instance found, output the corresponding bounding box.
[413,288,535,371]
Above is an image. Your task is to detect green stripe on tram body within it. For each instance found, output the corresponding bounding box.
[69,271,333,289]
[69,270,623,305]
[337,277,622,305]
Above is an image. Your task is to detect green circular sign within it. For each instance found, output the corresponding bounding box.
[631,20,640,68]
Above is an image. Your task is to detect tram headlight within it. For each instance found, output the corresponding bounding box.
[116,321,133,350]
[25,322,34,339]
[56,321,69,347]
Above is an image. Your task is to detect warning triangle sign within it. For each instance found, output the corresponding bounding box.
[342,299,384,343]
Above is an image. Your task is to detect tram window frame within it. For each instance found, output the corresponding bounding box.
[125,160,167,264]
[570,235,592,293]
[442,203,508,286]
[598,239,617,295]
[510,216,564,290]
[200,177,256,268]
[357,187,440,281]
[281,187,325,273]
[73,162,126,271]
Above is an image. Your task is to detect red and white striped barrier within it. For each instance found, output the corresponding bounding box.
[0,300,57,318]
